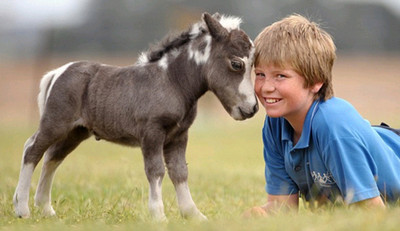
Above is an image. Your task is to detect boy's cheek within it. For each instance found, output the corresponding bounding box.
[254,81,262,94]
[254,85,263,102]
[255,94,266,109]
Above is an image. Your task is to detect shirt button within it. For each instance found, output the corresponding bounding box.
[295,166,301,172]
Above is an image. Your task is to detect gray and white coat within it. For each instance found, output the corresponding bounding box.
[13,12,258,221]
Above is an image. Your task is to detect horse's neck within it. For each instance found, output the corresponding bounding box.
[167,53,208,104]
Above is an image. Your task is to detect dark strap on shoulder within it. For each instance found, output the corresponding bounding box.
[373,122,400,136]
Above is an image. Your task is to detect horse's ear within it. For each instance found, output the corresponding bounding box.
[202,12,228,40]
[212,12,221,20]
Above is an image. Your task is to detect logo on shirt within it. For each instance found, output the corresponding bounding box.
[311,171,335,187]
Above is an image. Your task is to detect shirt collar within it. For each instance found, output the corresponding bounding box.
[281,100,321,149]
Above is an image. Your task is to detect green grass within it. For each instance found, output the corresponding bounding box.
[1,111,400,231]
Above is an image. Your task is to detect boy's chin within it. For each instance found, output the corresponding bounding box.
[266,112,281,118]
[263,106,281,118]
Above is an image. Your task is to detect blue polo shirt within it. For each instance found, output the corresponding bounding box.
[263,97,400,204]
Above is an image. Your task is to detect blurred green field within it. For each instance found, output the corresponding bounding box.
[2,110,400,231]
[0,108,268,229]
[1,55,400,230]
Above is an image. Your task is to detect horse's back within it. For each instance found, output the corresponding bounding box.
[38,60,187,144]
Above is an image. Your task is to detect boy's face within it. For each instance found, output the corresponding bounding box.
[254,63,321,122]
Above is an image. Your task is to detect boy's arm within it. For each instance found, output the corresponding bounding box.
[321,137,385,204]
[243,193,298,217]
[352,196,385,208]
[261,193,299,213]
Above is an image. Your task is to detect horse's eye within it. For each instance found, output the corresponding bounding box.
[230,60,244,71]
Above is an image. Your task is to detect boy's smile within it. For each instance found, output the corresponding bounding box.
[265,98,282,104]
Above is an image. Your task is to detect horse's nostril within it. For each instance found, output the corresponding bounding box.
[253,103,259,113]
[239,106,256,119]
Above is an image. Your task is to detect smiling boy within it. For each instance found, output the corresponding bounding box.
[247,14,400,216]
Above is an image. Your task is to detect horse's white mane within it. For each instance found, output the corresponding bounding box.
[136,13,243,66]
[219,15,242,32]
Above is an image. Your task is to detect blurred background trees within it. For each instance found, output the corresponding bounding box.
[1,0,399,59]
[0,0,399,125]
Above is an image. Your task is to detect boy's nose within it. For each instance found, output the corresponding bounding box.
[261,80,275,92]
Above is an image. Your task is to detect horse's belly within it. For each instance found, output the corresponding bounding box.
[91,128,140,147]
[110,137,140,147]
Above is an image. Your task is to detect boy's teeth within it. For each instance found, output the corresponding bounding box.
[266,99,279,103]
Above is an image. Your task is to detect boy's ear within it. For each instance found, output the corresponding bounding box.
[311,82,324,93]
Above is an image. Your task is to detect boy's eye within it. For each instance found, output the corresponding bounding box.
[255,72,265,77]
[277,74,287,79]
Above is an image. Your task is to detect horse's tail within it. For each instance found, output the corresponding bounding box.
[37,62,75,117]
[37,72,54,117]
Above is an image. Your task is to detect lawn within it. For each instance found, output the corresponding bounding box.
[1,54,400,230]
[2,108,400,231]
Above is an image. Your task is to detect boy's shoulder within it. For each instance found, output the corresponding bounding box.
[312,97,369,137]
[314,97,360,122]
[318,97,355,113]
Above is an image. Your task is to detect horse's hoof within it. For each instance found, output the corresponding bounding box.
[193,212,207,221]
[153,214,168,223]
[15,208,30,219]
[181,208,207,221]
[42,206,56,217]
[14,195,30,218]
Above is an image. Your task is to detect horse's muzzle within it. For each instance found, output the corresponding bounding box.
[238,103,258,120]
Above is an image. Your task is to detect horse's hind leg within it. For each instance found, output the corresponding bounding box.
[34,126,90,216]
[13,119,78,218]
[13,128,61,218]
[13,134,41,218]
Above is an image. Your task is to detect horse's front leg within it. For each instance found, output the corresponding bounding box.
[141,133,167,221]
[163,132,207,220]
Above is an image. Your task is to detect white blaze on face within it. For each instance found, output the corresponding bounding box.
[238,46,257,106]
[230,52,257,120]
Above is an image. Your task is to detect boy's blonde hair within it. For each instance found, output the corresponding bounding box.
[254,14,336,101]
